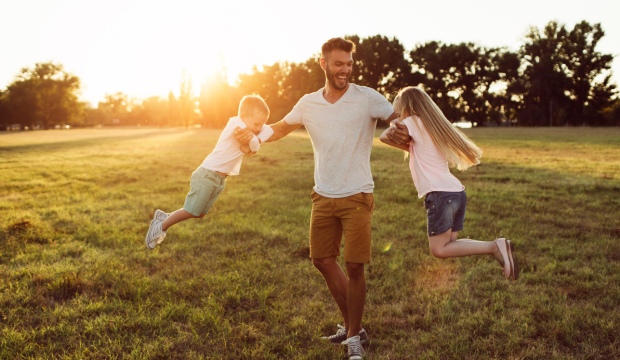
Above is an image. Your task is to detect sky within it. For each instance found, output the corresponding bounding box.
[1,0,619,105]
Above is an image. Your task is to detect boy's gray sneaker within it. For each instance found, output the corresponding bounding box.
[321,324,367,345]
[153,210,169,245]
[342,335,366,359]
[154,209,169,221]
[145,219,166,250]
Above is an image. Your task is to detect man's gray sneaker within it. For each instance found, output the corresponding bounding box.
[145,219,166,250]
[154,209,169,221]
[342,335,366,359]
[321,324,367,345]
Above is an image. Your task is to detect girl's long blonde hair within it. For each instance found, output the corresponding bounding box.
[393,86,482,170]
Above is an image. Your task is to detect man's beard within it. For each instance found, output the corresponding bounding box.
[326,64,350,90]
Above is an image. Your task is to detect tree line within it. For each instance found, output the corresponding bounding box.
[1,20,618,130]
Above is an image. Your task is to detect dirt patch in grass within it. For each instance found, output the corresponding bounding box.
[8,220,33,232]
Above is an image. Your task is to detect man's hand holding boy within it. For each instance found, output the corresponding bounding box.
[235,127,254,145]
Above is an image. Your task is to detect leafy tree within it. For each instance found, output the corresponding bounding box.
[179,70,195,128]
[237,62,288,121]
[409,41,457,118]
[134,96,170,126]
[514,20,615,126]
[346,35,410,100]
[448,44,518,126]
[561,21,616,125]
[199,66,236,128]
[0,90,7,129]
[603,99,620,125]
[3,79,38,129]
[3,63,81,129]
[409,42,518,125]
[96,92,130,125]
[276,58,324,121]
[168,91,180,126]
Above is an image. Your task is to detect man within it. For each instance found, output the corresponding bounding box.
[235,38,408,359]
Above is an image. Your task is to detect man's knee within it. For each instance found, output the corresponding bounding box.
[312,257,336,273]
[345,262,365,280]
[197,213,206,218]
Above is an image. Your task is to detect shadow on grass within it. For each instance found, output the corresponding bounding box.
[0,128,193,154]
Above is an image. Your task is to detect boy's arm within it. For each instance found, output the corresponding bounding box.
[380,122,411,151]
[248,135,261,152]
[257,125,275,143]
[245,124,274,153]
[240,143,256,156]
[234,120,301,145]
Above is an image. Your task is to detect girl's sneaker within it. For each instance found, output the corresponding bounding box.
[507,240,519,280]
[496,238,514,280]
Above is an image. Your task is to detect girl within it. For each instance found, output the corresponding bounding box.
[380,86,519,280]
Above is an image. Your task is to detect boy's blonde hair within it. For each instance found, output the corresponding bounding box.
[393,87,482,170]
[238,95,270,118]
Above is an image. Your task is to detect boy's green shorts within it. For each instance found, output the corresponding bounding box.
[183,167,227,216]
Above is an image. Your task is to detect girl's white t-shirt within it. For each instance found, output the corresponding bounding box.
[402,115,464,198]
[200,117,273,176]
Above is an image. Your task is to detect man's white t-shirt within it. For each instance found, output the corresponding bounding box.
[284,84,394,198]
[200,117,273,176]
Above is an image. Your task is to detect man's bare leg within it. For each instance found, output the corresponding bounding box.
[312,257,350,329]
[345,262,365,338]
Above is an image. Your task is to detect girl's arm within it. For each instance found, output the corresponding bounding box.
[380,126,411,151]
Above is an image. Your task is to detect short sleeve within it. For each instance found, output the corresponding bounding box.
[283,99,304,126]
[220,117,243,140]
[402,117,416,138]
[368,89,394,120]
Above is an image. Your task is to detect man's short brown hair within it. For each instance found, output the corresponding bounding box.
[238,94,270,117]
[321,38,356,59]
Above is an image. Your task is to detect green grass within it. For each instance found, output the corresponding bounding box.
[1,127,619,359]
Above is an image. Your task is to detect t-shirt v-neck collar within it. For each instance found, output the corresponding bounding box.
[320,84,352,105]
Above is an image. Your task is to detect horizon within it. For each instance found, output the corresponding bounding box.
[1,0,619,105]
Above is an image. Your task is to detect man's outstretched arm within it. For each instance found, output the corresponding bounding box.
[234,120,301,145]
[266,120,302,142]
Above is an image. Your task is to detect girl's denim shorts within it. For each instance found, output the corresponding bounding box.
[424,191,467,237]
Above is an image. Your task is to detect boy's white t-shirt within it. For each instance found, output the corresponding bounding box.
[402,115,464,198]
[283,84,394,197]
[200,117,273,176]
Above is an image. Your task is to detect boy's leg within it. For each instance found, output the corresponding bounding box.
[162,209,203,231]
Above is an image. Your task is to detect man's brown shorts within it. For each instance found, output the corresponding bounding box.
[309,190,375,264]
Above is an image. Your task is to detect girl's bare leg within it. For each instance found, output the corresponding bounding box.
[429,229,502,260]
[161,209,204,231]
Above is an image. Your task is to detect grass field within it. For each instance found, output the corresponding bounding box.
[1,126,619,359]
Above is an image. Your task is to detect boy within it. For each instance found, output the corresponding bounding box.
[145,95,274,249]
